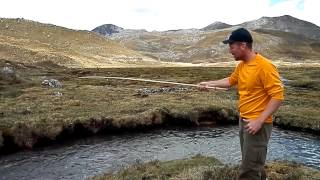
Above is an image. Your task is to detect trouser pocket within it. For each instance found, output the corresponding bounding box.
[247,146,267,165]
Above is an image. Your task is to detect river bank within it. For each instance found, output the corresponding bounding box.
[93,155,320,180]
[0,61,319,153]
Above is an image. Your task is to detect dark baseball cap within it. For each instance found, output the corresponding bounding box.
[222,28,253,44]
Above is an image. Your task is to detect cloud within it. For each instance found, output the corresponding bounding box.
[135,8,150,14]
[296,0,304,10]
[270,0,290,6]
[269,0,305,11]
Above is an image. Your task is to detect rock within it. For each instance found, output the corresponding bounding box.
[53,91,63,96]
[41,79,63,88]
[19,107,32,115]
[133,91,149,98]
[1,63,17,81]
[280,76,291,86]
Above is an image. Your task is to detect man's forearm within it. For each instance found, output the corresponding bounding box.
[257,98,283,122]
[206,78,231,88]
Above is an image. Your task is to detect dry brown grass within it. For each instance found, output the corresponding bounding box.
[265,161,320,180]
[93,155,320,180]
[0,18,158,68]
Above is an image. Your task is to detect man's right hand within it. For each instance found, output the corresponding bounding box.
[197,82,210,91]
[196,78,230,91]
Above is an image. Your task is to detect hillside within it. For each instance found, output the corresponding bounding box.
[0,18,158,68]
[93,15,320,64]
[238,15,320,40]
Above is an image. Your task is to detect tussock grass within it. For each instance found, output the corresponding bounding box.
[265,161,320,180]
[92,155,222,180]
[93,155,320,180]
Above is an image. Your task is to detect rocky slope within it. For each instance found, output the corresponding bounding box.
[91,24,124,36]
[93,15,320,63]
[201,21,232,31]
[238,15,320,40]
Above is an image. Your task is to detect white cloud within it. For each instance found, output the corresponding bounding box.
[0,0,318,31]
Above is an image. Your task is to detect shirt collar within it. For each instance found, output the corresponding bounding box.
[245,52,259,66]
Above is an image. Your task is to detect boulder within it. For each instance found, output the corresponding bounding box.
[1,63,17,81]
[41,79,62,88]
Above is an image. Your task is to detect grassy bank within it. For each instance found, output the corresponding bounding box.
[275,66,320,132]
[0,60,319,152]
[93,155,320,180]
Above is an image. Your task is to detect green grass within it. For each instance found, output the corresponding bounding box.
[0,63,319,151]
[93,155,320,180]
[275,67,320,131]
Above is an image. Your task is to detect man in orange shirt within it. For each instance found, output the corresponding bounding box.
[198,28,284,180]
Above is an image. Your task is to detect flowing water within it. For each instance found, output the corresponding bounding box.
[0,126,319,180]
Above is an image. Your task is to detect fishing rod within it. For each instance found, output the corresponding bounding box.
[78,76,228,90]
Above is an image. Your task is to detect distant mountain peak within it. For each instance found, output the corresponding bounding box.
[276,14,298,20]
[92,24,124,36]
[238,15,320,40]
[201,21,231,31]
[256,15,307,24]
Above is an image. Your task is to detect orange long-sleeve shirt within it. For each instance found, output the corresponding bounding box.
[228,53,284,123]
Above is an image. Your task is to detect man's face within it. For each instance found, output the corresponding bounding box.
[228,42,246,61]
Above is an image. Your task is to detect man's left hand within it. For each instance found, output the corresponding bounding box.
[243,119,264,135]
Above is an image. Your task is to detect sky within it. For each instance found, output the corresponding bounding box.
[0,0,319,31]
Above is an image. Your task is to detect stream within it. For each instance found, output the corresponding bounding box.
[0,125,319,180]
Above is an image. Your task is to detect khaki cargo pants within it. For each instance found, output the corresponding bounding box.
[238,118,272,180]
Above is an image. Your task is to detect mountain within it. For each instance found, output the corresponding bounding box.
[0,18,157,68]
[238,15,320,40]
[92,24,147,37]
[201,22,232,31]
[92,24,124,36]
[92,15,320,63]
[1,15,319,68]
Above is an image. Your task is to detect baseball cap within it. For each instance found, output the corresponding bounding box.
[222,28,253,44]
